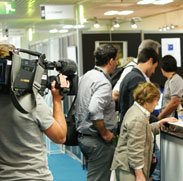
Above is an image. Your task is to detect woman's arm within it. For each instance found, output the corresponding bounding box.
[134,169,146,181]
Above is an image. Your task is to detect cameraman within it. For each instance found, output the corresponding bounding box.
[0,44,69,180]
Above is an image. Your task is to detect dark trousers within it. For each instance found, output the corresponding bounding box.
[78,135,115,181]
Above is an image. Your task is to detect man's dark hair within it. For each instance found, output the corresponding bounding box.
[94,44,117,66]
[160,55,177,72]
[137,48,159,64]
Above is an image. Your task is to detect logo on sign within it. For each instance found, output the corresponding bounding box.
[168,44,173,51]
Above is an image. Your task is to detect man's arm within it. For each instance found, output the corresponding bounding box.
[158,97,180,119]
[93,120,114,142]
[44,74,69,144]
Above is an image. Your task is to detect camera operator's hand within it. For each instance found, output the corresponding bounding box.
[46,74,69,144]
[59,74,70,88]
[51,74,70,100]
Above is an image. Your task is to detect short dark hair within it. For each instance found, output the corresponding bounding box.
[160,55,177,72]
[137,48,159,64]
[94,44,117,66]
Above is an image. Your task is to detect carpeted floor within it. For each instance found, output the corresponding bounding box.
[48,153,87,181]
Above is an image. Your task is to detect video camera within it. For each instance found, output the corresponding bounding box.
[0,48,78,113]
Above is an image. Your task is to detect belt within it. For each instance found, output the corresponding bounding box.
[78,132,99,137]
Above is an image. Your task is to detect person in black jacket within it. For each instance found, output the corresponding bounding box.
[118,48,159,124]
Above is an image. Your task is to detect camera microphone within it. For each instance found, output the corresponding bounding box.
[55,59,77,76]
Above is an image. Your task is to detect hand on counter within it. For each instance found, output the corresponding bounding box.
[159,117,178,130]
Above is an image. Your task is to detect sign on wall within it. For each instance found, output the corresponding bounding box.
[0,2,16,15]
[161,38,181,67]
[40,4,74,20]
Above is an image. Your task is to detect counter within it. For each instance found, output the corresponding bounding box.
[160,121,183,181]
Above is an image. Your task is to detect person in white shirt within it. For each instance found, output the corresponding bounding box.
[112,39,160,102]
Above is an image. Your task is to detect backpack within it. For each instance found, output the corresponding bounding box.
[64,96,78,146]
[110,66,125,88]
[110,57,136,88]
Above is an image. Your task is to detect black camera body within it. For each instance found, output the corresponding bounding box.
[40,59,78,96]
[0,58,12,93]
[0,48,78,113]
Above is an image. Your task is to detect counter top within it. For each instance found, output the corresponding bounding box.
[161,120,183,139]
[169,119,183,128]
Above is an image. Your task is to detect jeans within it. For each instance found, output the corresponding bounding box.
[151,143,160,181]
[78,135,115,181]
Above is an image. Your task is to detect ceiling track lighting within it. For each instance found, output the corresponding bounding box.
[159,24,176,31]
[137,0,174,5]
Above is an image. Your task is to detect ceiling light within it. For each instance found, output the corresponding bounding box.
[114,23,120,28]
[170,24,175,29]
[63,25,73,29]
[137,0,155,5]
[113,18,120,28]
[131,23,137,29]
[153,0,173,5]
[94,23,100,28]
[166,26,170,30]
[59,29,68,33]
[93,17,100,28]
[49,29,58,33]
[74,24,85,29]
[118,10,134,15]
[131,19,137,29]
[104,11,118,16]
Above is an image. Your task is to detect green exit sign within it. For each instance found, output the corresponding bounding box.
[0,2,16,15]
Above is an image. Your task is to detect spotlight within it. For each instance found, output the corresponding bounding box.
[170,24,175,29]
[114,23,120,28]
[163,27,167,31]
[93,17,100,28]
[113,18,120,28]
[131,19,137,29]
[166,26,170,30]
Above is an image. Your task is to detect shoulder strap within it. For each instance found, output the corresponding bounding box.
[67,96,77,117]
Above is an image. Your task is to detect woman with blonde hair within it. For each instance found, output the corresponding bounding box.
[111,82,177,181]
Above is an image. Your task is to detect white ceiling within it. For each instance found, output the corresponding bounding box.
[0,0,183,32]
